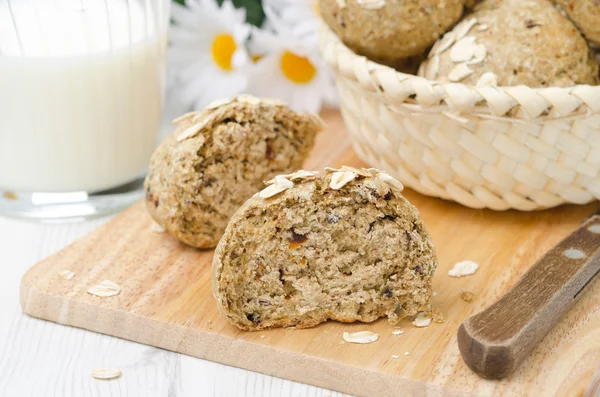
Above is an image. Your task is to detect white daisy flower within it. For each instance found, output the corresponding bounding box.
[247,26,337,114]
[168,0,251,110]
[262,0,320,50]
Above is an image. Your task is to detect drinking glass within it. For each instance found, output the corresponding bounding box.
[0,0,170,220]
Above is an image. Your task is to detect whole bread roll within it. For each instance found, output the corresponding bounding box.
[320,0,467,68]
[554,0,600,46]
[419,0,599,87]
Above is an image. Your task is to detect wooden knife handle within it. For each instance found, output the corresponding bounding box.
[458,214,600,379]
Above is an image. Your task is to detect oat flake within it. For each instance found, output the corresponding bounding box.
[450,36,477,63]
[59,270,75,280]
[356,0,386,10]
[431,32,456,56]
[91,368,122,380]
[378,172,404,192]
[476,72,498,87]
[413,312,432,327]
[151,221,165,233]
[343,331,379,344]
[448,260,479,277]
[454,18,478,40]
[467,44,487,65]
[274,175,294,189]
[206,97,235,110]
[172,111,197,125]
[287,170,318,181]
[87,280,121,297]
[266,170,318,185]
[448,63,474,82]
[177,121,207,142]
[340,165,373,177]
[330,171,357,190]
[236,94,261,105]
[260,97,287,106]
[424,54,440,79]
[259,183,289,199]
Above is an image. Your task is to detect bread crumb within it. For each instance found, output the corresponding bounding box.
[460,290,476,302]
[405,352,410,356]
[392,330,404,335]
[391,355,399,359]
[431,309,444,323]
[448,260,479,277]
[432,291,437,297]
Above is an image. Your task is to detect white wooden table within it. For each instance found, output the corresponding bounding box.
[0,215,350,397]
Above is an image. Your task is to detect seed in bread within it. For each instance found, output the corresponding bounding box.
[144,96,323,249]
[553,0,600,47]
[419,0,600,87]
[212,167,438,330]
[319,0,467,68]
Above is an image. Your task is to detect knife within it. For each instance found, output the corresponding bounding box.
[458,208,600,379]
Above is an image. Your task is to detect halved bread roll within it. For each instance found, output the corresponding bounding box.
[212,167,438,330]
[144,95,323,249]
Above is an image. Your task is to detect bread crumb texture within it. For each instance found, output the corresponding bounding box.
[144,95,323,248]
[212,167,438,330]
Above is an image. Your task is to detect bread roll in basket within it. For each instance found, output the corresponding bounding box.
[319,23,600,211]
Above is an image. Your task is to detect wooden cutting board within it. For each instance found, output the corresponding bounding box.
[20,110,600,397]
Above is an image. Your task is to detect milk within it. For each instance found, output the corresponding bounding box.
[0,0,168,192]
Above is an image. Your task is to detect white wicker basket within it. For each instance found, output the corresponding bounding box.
[319,24,600,210]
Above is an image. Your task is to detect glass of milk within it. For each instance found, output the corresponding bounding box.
[0,0,170,220]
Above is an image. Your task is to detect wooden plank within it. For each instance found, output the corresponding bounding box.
[20,110,600,397]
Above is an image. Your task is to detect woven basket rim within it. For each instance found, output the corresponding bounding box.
[319,23,600,121]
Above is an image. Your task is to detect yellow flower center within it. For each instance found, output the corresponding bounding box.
[211,34,237,71]
[280,51,316,84]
